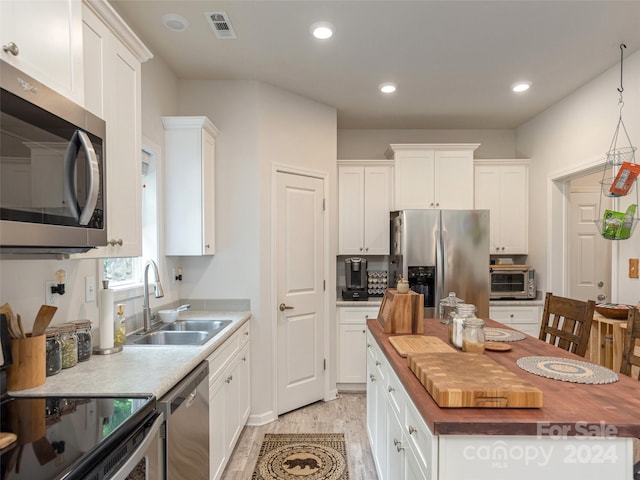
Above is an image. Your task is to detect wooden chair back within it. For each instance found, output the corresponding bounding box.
[539,292,595,357]
[621,307,640,380]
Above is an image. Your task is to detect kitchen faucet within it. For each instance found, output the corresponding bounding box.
[143,259,164,332]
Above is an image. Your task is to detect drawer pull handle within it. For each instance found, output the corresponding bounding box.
[408,425,417,435]
[393,439,404,452]
[388,386,395,393]
[375,361,381,367]
[369,374,376,382]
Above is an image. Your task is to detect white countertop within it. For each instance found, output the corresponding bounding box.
[9,310,251,399]
[336,296,384,307]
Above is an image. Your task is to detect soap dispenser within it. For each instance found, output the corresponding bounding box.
[114,304,126,347]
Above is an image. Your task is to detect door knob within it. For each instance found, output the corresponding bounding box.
[279,303,293,311]
[597,281,604,288]
[597,294,606,301]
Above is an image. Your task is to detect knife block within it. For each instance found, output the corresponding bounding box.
[7,334,46,391]
[377,288,424,334]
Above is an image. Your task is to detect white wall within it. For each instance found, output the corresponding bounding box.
[517,49,640,302]
[176,79,337,423]
[338,128,516,159]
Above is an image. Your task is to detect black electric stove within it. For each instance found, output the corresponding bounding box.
[0,315,158,480]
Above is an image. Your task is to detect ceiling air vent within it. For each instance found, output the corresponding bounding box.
[205,12,236,39]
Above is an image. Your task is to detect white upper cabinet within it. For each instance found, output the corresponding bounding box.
[1,0,84,104]
[338,162,393,255]
[163,116,219,256]
[79,1,152,258]
[474,160,529,255]
[387,144,479,210]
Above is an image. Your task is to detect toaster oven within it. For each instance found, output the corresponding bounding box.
[490,265,536,300]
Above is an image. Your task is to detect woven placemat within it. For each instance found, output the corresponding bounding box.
[484,327,526,342]
[252,433,349,479]
[516,356,619,384]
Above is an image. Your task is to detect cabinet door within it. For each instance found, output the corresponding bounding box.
[225,359,241,454]
[237,344,251,426]
[364,166,392,254]
[209,373,228,480]
[435,150,474,209]
[338,324,367,383]
[394,151,435,209]
[79,6,142,258]
[474,165,501,252]
[490,305,541,337]
[498,165,528,254]
[202,129,216,255]
[387,407,405,480]
[338,166,365,254]
[1,0,83,104]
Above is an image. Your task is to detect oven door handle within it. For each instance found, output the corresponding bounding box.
[109,412,164,480]
[64,129,100,225]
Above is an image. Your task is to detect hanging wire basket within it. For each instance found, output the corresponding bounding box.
[594,43,640,240]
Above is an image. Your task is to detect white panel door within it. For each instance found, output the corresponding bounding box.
[276,171,325,415]
[569,190,611,303]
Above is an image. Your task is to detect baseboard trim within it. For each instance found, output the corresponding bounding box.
[247,410,277,426]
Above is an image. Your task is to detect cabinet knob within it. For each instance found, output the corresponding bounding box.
[388,386,395,393]
[435,203,439,207]
[375,361,381,366]
[408,425,417,435]
[205,244,211,249]
[108,238,123,246]
[359,247,363,251]
[3,42,19,56]
[365,247,369,252]
[362,329,366,334]
[369,373,376,382]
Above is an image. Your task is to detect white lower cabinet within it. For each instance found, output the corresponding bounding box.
[338,306,378,386]
[489,304,541,337]
[208,322,251,480]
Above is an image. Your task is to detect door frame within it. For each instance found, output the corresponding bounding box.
[547,154,619,299]
[270,163,331,415]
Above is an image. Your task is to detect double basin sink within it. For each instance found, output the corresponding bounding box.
[128,319,232,346]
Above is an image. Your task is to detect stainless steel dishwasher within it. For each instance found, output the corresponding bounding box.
[159,361,209,480]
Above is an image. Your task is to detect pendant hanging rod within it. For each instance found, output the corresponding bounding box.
[618,43,627,94]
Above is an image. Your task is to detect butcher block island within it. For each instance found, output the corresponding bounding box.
[366,317,640,480]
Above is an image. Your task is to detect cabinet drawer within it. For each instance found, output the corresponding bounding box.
[208,329,242,381]
[366,330,386,383]
[386,367,404,421]
[490,306,539,324]
[404,399,436,478]
[339,307,379,324]
[238,321,250,346]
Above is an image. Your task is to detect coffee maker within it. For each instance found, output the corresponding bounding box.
[342,257,369,300]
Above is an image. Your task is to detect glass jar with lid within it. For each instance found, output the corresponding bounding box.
[439,292,463,324]
[58,323,78,369]
[45,327,62,376]
[71,320,92,362]
[462,317,486,354]
[450,303,477,348]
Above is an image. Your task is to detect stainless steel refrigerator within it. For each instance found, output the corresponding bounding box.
[389,209,490,318]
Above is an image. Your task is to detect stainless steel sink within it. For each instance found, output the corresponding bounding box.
[132,331,213,346]
[160,320,232,333]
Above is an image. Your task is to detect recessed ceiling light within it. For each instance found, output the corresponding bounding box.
[379,82,397,94]
[512,81,532,93]
[310,21,334,40]
[162,13,189,32]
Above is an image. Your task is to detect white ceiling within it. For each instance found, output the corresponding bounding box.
[111,0,640,130]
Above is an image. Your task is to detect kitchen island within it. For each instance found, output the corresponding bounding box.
[367,317,640,479]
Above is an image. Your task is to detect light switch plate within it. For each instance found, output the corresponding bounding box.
[85,276,96,302]
[629,258,639,279]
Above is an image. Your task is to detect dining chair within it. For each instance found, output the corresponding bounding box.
[538,292,595,357]
[621,306,640,379]
[621,308,640,479]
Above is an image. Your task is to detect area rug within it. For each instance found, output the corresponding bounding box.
[251,433,349,479]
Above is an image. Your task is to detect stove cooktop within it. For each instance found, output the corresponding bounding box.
[0,394,155,480]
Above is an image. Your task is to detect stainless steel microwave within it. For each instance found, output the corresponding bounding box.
[490,265,537,300]
[0,60,107,254]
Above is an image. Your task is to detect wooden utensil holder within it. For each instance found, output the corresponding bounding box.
[7,334,46,391]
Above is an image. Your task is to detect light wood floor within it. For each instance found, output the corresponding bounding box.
[221,393,378,480]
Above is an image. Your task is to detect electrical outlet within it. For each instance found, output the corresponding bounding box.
[85,276,97,302]
[630,258,639,279]
[45,281,58,306]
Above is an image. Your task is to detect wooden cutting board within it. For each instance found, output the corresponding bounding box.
[407,352,543,408]
[389,335,456,357]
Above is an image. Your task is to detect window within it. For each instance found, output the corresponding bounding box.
[103,146,158,288]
